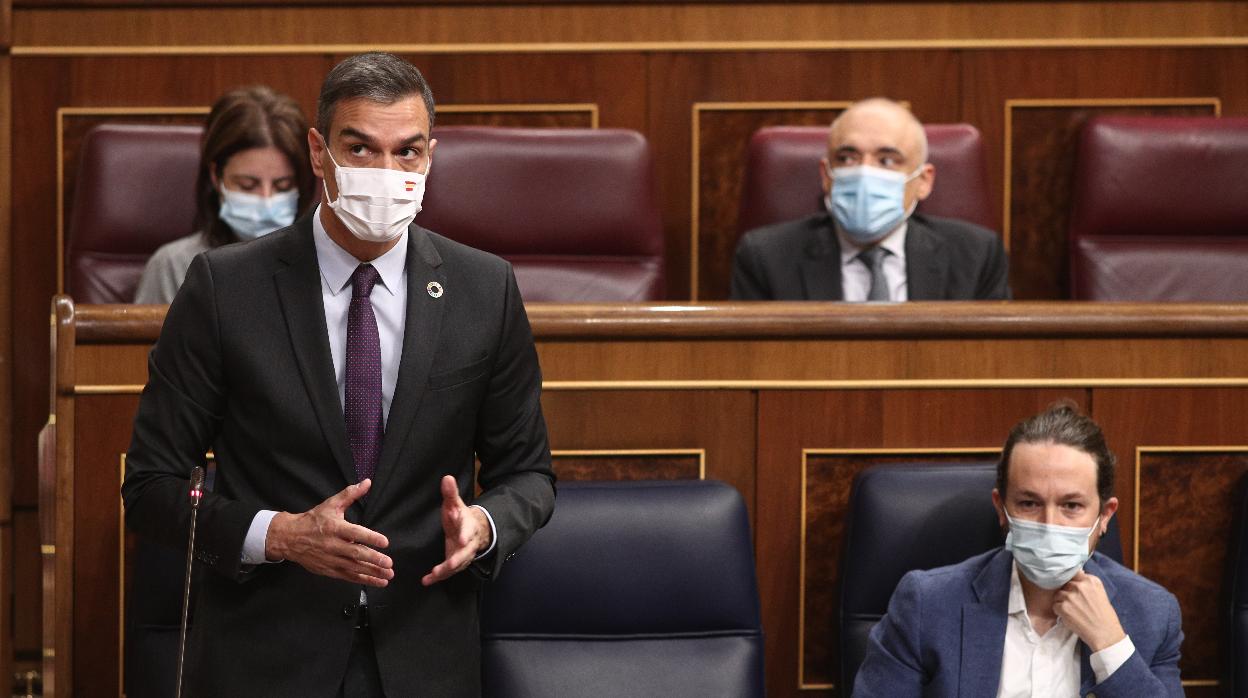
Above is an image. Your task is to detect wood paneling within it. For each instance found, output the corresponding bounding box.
[12,3,1248,48]
[1,43,13,694]
[554,451,702,481]
[42,304,1248,697]
[542,390,756,515]
[72,396,137,698]
[1137,450,1248,683]
[1005,100,1218,299]
[756,389,1081,695]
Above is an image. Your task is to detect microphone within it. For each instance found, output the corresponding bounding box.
[175,466,206,698]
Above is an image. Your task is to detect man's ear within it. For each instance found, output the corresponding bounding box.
[914,162,935,202]
[819,157,832,197]
[1099,496,1120,535]
[991,488,1007,528]
[308,128,326,180]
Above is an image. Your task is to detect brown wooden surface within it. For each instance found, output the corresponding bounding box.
[0,40,13,693]
[13,2,1248,46]
[41,302,1248,697]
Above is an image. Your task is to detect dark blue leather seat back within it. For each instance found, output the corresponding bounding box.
[481,480,764,698]
[839,462,1123,692]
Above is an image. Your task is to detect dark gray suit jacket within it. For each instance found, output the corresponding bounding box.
[122,213,556,697]
[730,212,1010,300]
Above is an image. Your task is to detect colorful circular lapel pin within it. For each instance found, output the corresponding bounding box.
[427,281,444,299]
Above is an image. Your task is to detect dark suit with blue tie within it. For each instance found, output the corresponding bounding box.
[122,214,556,696]
[854,548,1184,697]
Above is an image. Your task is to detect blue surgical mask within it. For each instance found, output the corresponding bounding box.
[826,164,922,245]
[1005,513,1101,590]
[218,188,298,240]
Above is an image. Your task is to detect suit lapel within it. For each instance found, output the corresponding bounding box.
[905,217,949,300]
[960,549,1013,696]
[799,217,844,300]
[273,215,357,486]
[369,226,446,504]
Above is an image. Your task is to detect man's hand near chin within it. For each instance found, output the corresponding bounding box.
[422,475,492,586]
[1054,571,1126,651]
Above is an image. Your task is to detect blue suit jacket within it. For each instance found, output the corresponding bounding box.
[853,548,1184,697]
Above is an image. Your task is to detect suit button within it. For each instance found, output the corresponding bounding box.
[1086,693,1096,698]
[342,604,357,619]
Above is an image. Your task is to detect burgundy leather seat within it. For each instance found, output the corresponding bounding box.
[737,124,996,237]
[66,123,203,303]
[1069,116,1248,301]
[418,126,665,302]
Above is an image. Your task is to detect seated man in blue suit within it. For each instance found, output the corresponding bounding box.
[855,403,1183,697]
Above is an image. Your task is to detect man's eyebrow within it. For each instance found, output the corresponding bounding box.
[873,146,906,157]
[337,127,376,144]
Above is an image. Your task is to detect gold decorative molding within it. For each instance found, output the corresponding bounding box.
[797,447,1000,690]
[75,376,1248,396]
[40,545,55,556]
[688,101,852,300]
[1000,97,1222,253]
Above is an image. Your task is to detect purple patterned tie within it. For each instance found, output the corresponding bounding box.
[345,264,383,483]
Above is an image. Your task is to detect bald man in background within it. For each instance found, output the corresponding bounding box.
[730,98,1010,301]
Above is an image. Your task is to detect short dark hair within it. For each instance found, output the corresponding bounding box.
[195,85,314,248]
[316,52,435,141]
[996,401,1116,505]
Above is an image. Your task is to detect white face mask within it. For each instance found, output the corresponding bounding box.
[218,187,298,240]
[1005,512,1101,590]
[320,135,428,243]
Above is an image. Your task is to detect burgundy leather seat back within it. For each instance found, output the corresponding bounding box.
[1069,116,1248,301]
[737,124,996,236]
[417,126,665,302]
[67,124,203,303]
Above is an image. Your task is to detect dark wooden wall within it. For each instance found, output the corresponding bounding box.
[4,0,1248,690]
[45,302,1248,697]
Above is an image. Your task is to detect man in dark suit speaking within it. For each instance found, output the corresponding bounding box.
[730,98,1010,301]
[122,53,556,697]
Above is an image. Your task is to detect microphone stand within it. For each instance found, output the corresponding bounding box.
[175,466,205,698]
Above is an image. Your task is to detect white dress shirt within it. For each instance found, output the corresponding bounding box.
[241,207,496,568]
[837,221,909,302]
[997,564,1135,697]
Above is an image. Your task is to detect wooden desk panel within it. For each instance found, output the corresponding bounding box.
[43,299,1248,697]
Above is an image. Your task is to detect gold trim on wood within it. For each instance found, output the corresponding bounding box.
[40,545,55,555]
[74,376,1248,395]
[55,106,213,295]
[797,447,1000,690]
[689,101,852,300]
[13,37,1248,58]
[551,448,706,479]
[438,102,599,128]
[1000,97,1222,253]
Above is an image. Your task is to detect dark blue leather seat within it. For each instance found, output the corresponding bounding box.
[481,480,764,697]
[838,462,1124,692]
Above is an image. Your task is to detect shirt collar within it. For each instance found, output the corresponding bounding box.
[1008,563,1026,616]
[312,204,409,297]
[836,219,909,267]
